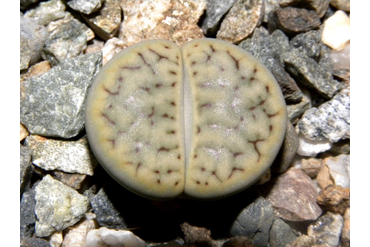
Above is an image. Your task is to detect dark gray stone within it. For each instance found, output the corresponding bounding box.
[20,189,36,238]
[67,0,104,15]
[20,52,102,139]
[283,48,342,98]
[230,197,274,247]
[269,217,297,247]
[268,7,321,35]
[20,145,33,195]
[201,0,237,36]
[287,92,311,124]
[239,27,303,103]
[20,237,50,247]
[290,30,322,60]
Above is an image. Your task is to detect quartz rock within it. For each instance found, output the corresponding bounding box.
[341,208,350,247]
[20,237,51,247]
[301,158,322,177]
[20,14,48,70]
[290,30,322,59]
[42,13,95,66]
[283,48,342,98]
[200,0,237,36]
[24,0,67,26]
[20,123,29,141]
[84,227,146,247]
[278,0,330,18]
[230,197,274,247]
[286,235,315,247]
[25,135,98,176]
[101,37,128,65]
[317,185,350,215]
[307,212,343,247]
[296,131,332,157]
[61,213,98,247]
[20,189,36,237]
[67,0,103,15]
[82,0,122,40]
[35,175,90,237]
[180,222,217,247]
[119,0,206,47]
[217,0,264,43]
[316,164,334,190]
[49,231,63,247]
[20,52,102,138]
[297,88,350,142]
[266,167,322,221]
[322,10,350,51]
[269,217,297,247]
[268,7,321,35]
[323,154,350,188]
[20,144,33,195]
[20,61,51,83]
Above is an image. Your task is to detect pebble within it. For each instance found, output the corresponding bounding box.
[49,231,63,247]
[20,123,30,141]
[84,227,146,247]
[265,167,322,221]
[300,158,322,177]
[20,14,48,70]
[268,7,321,35]
[82,0,122,40]
[307,212,343,247]
[25,135,98,176]
[20,52,102,138]
[42,13,95,66]
[230,197,274,247]
[297,88,350,142]
[20,237,51,247]
[61,213,98,247]
[24,0,67,26]
[331,44,350,70]
[330,0,350,12]
[20,145,33,195]
[52,171,87,190]
[118,0,206,47]
[34,175,90,237]
[322,10,350,51]
[296,131,332,157]
[341,208,350,247]
[67,0,103,15]
[278,0,330,18]
[317,185,350,215]
[20,189,36,238]
[269,217,297,247]
[287,93,311,124]
[20,61,51,83]
[216,0,264,43]
[201,0,237,36]
[316,164,334,190]
[290,30,322,59]
[84,39,104,54]
[101,37,128,65]
[286,235,315,247]
[180,222,217,247]
[323,154,350,188]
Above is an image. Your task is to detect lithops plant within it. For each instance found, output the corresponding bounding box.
[85,38,287,200]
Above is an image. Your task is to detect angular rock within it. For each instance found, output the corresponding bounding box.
[181,222,217,247]
[323,154,350,188]
[297,88,350,142]
[85,227,146,247]
[20,14,48,70]
[101,37,128,65]
[330,0,350,12]
[34,175,90,237]
[201,0,237,36]
[317,185,350,215]
[216,0,264,43]
[20,123,29,141]
[316,164,334,190]
[286,235,315,247]
[341,207,350,247]
[20,52,102,138]
[20,144,33,195]
[307,212,343,247]
[265,167,322,221]
[118,0,206,47]
[20,189,36,238]
[301,158,322,177]
[269,217,297,247]
[296,131,332,157]
[25,135,97,176]
[24,0,67,26]
[20,61,51,83]
[322,10,350,51]
[62,213,98,247]
[290,30,322,60]
[42,13,95,66]
[67,0,103,15]
[283,48,342,98]
[20,237,51,247]
[82,0,122,40]
[278,0,330,18]
[222,236,255,247]
[287,93,311,124]
[230,197,274,247]
[268,7,321,35]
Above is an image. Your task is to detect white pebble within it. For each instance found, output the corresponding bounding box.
[322,10,350,51]
[85,227,147,247]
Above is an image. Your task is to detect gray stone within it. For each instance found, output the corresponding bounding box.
[239,27,303,103]
[290,30,322,60]
[297,88,350,142]
[278,0,331,18]
[67,0,104,15]
[20,0,41,10]
[25,135,98,175]
[217,0,264,43]
[307,212,344,247]
[20,237,50,247]
[268,7,321,35]
[230,197,274,247]
[287,93,311,124]
[42,13,95,66]
[271,120,299,174]
[269,217,297,247]
[265,167,322,221]
[201,0,237,36]
[20,14,48,70]
[20,189,36,238]
[35,175,89,237]
[20,52,102,139]
[24,0,67,26]
[283,48,342,98]
[20,145,33,195]
[91,186,129,230]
